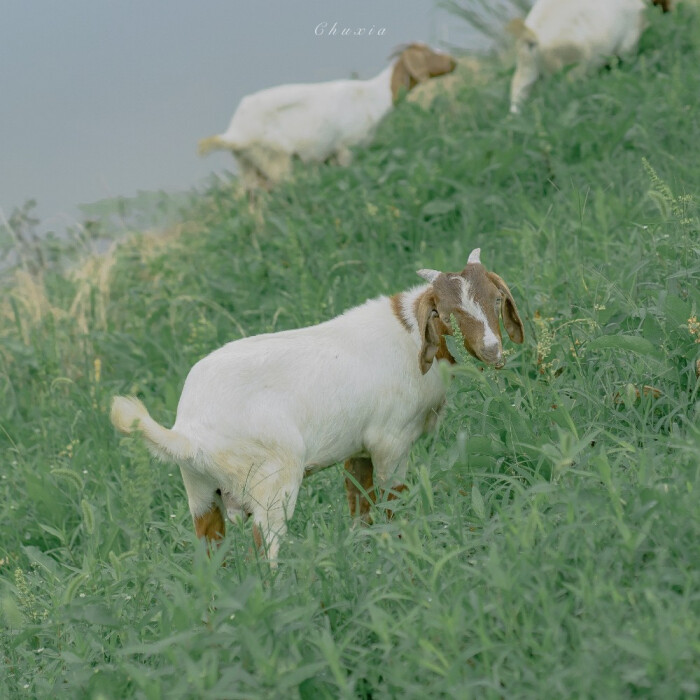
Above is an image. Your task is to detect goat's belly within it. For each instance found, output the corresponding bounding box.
[303,446,370,478]
[299,426,365,471]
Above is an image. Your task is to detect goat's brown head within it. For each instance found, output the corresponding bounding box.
[390,43,457,102]
[415,248,524,374]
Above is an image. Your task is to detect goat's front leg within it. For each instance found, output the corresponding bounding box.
[382,483,408,520]
[367,441,412,521]
[344,457,375,523]
[344,456,407,523]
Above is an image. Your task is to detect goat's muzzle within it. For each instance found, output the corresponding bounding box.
[475,344,505,369]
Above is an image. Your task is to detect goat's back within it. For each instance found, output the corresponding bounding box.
[223,74,392,159]
[526,0,646,47]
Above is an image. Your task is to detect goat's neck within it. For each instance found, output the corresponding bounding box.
[393,285,455,365]
[364,64,395,112]
[371,64,394,89]
[393,284,427,345]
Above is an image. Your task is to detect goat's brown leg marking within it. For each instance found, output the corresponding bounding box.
[382,484,408,520]
[251,523,264,551]
[194,502,226,545]
[344,459,408,523]
[344,457,375,523]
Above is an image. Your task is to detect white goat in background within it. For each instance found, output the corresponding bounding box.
[198,44,456,189]
[509,0,672,114]
[111,249,524,564]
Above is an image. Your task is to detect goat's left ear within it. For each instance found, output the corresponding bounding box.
[487,272,525,344]
[417,268,440,284]
[402,46,431,83]
[390,60,413,101]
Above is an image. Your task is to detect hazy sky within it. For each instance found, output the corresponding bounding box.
[0,1,482,233]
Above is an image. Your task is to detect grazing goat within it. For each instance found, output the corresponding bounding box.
[198,44,456,189]
[111,249,524,564]
[508,0,669,114]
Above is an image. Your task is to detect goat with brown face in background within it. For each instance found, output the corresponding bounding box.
[198,43,456,189]
[111,248,523,565]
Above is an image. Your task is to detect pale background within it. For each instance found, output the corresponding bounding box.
[0,1,485,233]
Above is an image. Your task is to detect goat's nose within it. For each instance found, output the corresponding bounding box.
[482,345,505,368]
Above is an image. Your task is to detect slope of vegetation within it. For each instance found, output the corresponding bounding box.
[1,5,699,698]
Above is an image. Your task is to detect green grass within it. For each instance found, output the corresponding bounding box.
[2,5,700,698]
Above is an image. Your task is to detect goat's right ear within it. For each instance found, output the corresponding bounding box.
[488,272,525,344]
[416,293,442,374]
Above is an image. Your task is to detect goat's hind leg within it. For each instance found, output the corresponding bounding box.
[331,146,353,168]
[220,489,248,525]
[194,501,226,544]
[180,467,226,547]
[248,464,303,566]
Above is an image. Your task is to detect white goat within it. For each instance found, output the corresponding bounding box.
[198,44,456,189]
[508,0,669,114]
[111,249,524,563]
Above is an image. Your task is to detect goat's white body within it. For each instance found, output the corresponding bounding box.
[211,67,394,185]
[224,67,393,162]
[510,0,647,112]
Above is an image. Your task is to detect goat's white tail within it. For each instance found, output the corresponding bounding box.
[110,395,192,463]
[198,135,236,157]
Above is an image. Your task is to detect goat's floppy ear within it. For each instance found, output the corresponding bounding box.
[488,272,525,344]
[402,46,431,83]
[416,293,442,374]
[390,59,413,101]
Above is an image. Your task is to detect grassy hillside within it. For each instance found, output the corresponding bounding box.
[1,5,699,698]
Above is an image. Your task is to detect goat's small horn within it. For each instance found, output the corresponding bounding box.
[467,248,481,264]
[417,268,440,283]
